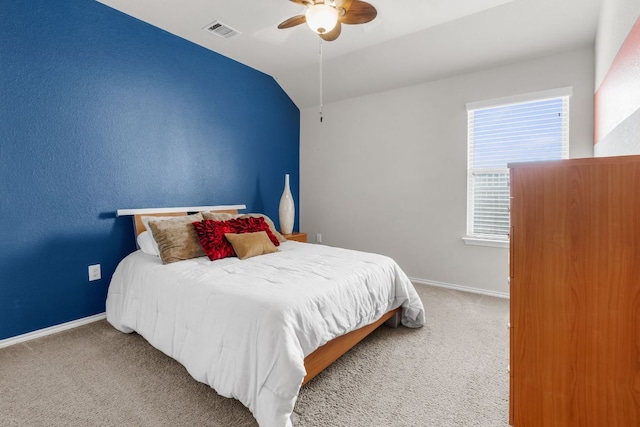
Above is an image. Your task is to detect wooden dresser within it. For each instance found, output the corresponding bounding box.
[509,155,640,426]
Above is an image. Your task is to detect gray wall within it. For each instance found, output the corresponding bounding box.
[594,0,640,156]
[595,0,640,87]
[300,47,594,296]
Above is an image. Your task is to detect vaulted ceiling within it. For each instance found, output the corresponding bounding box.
[97,0,602,108]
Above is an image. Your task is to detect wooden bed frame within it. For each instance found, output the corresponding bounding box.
[116,205,401,385]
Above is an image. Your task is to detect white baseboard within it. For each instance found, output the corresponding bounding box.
[0,312,106,349]
[409,277,510,299]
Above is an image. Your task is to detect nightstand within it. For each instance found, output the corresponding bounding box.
[283,232,307,243]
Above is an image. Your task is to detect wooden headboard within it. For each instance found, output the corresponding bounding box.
[116,205,247,237]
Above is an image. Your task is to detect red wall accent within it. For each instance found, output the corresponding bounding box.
[594,17,640,144]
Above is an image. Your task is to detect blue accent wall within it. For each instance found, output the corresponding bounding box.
[0,0,300,340]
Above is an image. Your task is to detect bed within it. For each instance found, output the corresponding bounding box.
[106,205,425,426]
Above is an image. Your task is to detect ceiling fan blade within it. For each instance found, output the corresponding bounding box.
[278,14,307,29]
[340,0,377,24]
[319,21,341,41]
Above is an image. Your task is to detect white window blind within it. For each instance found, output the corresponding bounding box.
[466,88,570,242]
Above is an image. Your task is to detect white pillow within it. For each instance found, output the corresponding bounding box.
[137,231,159,257]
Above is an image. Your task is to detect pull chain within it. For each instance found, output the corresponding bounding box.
[319,39,323,123]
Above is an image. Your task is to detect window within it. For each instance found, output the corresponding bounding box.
[465,87,571,247]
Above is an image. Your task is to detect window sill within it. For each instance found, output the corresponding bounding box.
[462,236,509,249]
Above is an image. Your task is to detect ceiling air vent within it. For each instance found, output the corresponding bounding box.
[203,20,241,39]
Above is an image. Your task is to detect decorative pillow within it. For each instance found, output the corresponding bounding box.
[146,213,205,264]
[238,213,287,243]
[202,211,239,221]
[224,232,278,260]
[192,219,237,261]
[202,212,284,242]
[141,214,192,255]
[136,231,159,257]
[229,216,280,246]
[193,217,281,261]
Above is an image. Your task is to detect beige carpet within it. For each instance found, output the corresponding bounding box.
[0,284,510,426]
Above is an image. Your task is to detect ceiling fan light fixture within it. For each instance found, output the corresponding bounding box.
[305,4,338,34]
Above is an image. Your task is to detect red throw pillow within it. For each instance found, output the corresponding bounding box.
[192,220,236,261]
[228,216,280,247]
[193,217,280,261]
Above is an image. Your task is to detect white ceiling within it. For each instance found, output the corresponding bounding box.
[96,0,602,108]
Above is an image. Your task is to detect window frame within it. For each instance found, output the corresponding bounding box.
[463,87,572,248]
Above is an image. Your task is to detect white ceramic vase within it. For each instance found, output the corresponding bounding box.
[279,174,295,235]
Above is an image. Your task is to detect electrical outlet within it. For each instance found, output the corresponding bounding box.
[88,264,101,281]
[316,233,322,244]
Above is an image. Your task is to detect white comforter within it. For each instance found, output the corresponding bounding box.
[106,241,425,427]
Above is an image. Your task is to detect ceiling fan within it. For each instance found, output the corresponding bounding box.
[278,0,377,42]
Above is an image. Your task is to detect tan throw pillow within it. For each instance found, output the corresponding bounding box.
[147,213,204,264]
[238,214,287,243]
[202,211,239,221]
[224,231,278,260]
